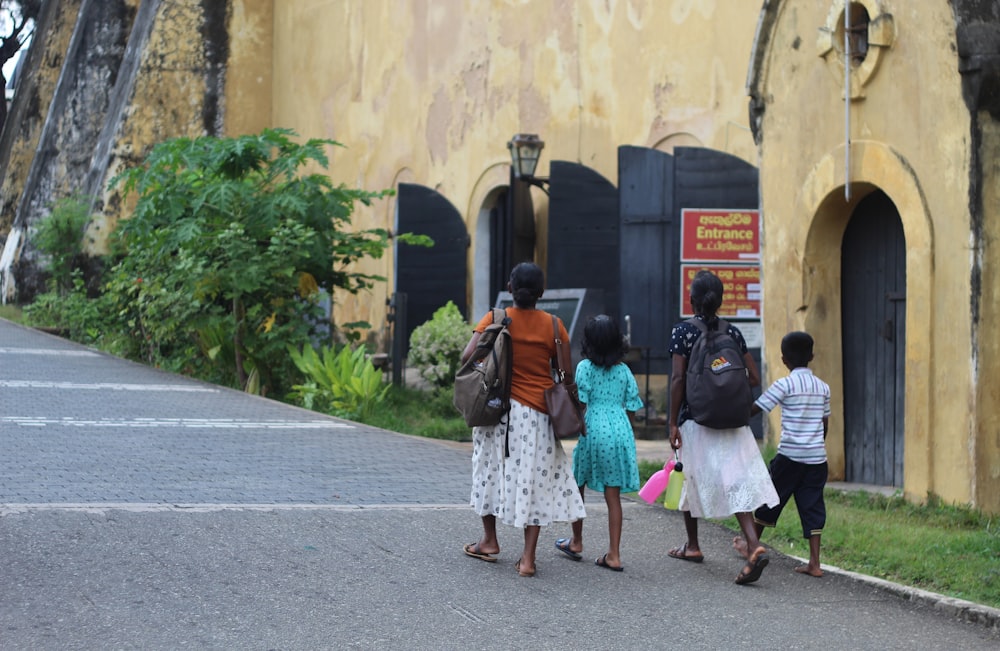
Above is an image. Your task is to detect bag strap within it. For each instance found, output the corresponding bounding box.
[551,315,571,382]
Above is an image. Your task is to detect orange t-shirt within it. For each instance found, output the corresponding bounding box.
[474,307,569,414]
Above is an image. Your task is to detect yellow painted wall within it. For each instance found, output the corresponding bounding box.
[248,0,761,337]
[752,1,1000,509]
[224,0,273,138]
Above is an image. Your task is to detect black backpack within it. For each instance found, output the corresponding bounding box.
[684,317,752,429]
[453,308,513,427]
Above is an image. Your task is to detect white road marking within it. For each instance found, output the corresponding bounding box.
[1,503,470,515]
[0,347,100,356]
[0,417,353,429]
[0,380,219,392]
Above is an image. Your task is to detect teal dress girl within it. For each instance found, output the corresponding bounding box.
[555,315,642,571]
[572,359,644,493]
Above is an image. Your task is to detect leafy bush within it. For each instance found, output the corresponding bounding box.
[407,301,471,387]
[104,127,430,395]
[32,195,92,294]
[287,343,391,420]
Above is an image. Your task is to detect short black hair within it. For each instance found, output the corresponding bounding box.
[581,315,629,368]
[509,262,544,307]
[781,331,814,368]
[690,270,724,318]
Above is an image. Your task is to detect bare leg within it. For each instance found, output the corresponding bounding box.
[568,486,585,553]
[735,512,762,552]
[795,535,823,577]
[599,487,623,567]
[734,512,769,584]
[517,525,540,576]
[733,521,764,559]
[683,510,700,551]
[668,511,703,560]
[474,514,500,555]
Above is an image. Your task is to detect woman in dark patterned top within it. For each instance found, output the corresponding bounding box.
[666,270,778,585]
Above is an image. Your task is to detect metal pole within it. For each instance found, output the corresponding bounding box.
[845,1,851,202]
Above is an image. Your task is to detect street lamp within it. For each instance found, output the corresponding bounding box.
[507,133,549,194]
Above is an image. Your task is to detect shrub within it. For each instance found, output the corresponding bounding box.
[287,343,391,420]
[407,301,471,387]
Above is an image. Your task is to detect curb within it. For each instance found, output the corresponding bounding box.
[789,555,1000,633]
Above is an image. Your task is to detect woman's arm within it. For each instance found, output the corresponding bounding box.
[669,353,687,450]
[460,331,482,364]
[743,351,761,388]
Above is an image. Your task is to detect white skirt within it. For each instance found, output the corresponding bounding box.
[678,420,779,519]
[470,399,586,528]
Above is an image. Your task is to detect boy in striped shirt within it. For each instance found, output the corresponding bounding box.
[734,331,831,577]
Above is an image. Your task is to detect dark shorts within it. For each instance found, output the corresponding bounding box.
[754,453,827,538]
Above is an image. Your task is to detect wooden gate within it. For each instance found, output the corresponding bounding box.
[546,161,620,317]
[395,183,469,358]
[841,190,906,486]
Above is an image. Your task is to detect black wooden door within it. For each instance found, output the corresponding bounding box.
[395,183,469,358]
[618,145,675,374]
[841,190,906,486]
[546,161,620,317]
[489,180,536,302]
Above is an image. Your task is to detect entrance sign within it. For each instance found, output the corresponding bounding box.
[680,264,761,319]
[681,209,760,262]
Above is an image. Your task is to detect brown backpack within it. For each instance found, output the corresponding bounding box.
[453,308,513,427]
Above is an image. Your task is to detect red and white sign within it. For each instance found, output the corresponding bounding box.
[680,264,761,319]
[681,209,760,262]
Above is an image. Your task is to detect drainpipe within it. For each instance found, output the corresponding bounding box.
[844,1,851,202]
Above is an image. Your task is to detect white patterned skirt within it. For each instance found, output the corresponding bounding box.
[470,399,586,528]
[678,420,779,519]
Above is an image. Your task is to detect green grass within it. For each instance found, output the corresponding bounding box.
[0,305,24,322]
[636,459,1000,609]
[358,384,471,441]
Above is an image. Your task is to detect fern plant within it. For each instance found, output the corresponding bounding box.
[287,344,391,419]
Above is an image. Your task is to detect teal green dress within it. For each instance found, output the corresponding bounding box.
[571,359,644,492]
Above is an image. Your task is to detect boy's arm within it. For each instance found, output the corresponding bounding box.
[822,416,829,440]
[751,403,763,417]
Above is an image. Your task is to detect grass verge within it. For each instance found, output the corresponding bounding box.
[359,384,470,441]
[637,459,1000,609]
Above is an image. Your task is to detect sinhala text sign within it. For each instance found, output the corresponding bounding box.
[681,209,760,262]
[680,264,761,319]
[679,209,761,321]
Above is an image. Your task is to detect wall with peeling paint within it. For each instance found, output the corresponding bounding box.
[258,0,761,343]
[749,0,1000,512]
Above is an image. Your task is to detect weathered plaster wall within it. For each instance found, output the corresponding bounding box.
[267,0,761,334]
[223,0,272,137]
[753,1,981,506]
[975,114,1000,514]
[0,0,82,242]
[6,0,138,301]
[95,0,230,249]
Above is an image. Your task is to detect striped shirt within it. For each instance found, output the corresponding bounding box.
[755,367,831,464]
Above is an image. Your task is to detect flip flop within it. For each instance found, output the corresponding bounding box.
[515,558,536,577]
[667,542,704,563]
[463,542,497,563]
[595,553,624,572]
[735,548,769,585]
[554,538,583,561]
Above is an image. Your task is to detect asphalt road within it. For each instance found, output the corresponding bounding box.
[1,319,998,650]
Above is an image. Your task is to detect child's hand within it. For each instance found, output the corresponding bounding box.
[669,424,682,450]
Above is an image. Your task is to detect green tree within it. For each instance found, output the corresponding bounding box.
[107,128,427,395]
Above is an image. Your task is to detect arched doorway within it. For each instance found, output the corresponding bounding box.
[840,189,906,486]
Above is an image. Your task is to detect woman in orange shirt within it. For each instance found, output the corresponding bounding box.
[461,262,586,577]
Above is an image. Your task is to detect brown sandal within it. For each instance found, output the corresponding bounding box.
[667,542,704,563]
